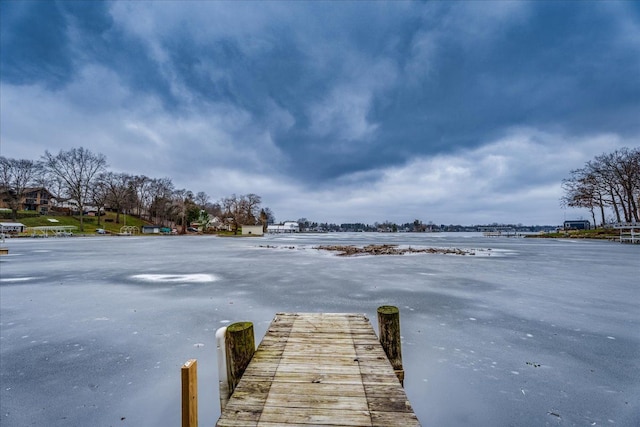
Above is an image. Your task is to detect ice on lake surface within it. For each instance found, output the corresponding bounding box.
[1,233,638,426]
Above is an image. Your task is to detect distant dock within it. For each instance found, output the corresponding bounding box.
[614,222,639,244]
[479,227,523,237]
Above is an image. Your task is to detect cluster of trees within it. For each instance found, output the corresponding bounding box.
[1,147,274,233]
[562,147,640,226]
[296,219,552,233]
[221,193,274,234]
[297,219,439,233]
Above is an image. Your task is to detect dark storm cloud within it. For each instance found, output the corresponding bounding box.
[0,1,74,87]
[376,2,640,145]
[1,1,638,223]
[0,0,175,106]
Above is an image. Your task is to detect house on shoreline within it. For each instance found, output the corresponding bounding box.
[267,221,300,233]
[0,187,54,215]
[563,220,591,230]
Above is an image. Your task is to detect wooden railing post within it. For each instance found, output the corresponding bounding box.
[377,305,404,385]
[225,322,255,395]
[216,327,230,410]
[181,359,198,427]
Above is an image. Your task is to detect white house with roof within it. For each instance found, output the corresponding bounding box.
[267,221,300,233]
[0,222,26,234]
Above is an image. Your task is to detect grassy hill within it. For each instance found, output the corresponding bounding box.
[529,228,620,240]
[10,212,150,235]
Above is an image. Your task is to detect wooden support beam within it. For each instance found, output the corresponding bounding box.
[225,321,255,395]
[181,359,198,427]
[377,306,404,385]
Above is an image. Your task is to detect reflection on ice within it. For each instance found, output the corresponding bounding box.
[130,273,217,283]
[0,276,40,282]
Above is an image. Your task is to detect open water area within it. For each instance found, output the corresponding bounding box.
[0,233,638,427]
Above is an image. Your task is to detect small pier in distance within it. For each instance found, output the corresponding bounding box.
[212,308,420,427]
[613,222,639,244]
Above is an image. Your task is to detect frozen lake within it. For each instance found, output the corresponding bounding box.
[1,233,638,426]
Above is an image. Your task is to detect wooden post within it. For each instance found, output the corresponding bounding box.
[377,305,404,385]
[225,321,255,395]
[216,326,230,410]
[181,359,198,427]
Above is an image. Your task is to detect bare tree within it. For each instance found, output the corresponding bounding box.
[0,156,43,220]
[130,175,152,219]
[206,201,223,218]
[585,158,623,224]
[260,209,269,231]
[172,189,195,234]
[221,194,240,233]
[562,147,640,226]
[43,174,70,211]
[258,207,276,231]
[262,207,275,224]
[612,148,639,222]
[148,177,174,226]
[220,193,263,234]
[89,178,109,228]
[195,191,209,209]
[101,172,134,224]
[41,148,107,231]
[561,169,598,226]
[243,193,262,225]
[631,148,640,220]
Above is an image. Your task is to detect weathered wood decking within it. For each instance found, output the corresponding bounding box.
[216,312,420,426]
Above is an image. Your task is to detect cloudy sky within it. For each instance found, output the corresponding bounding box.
[1,1,639,225]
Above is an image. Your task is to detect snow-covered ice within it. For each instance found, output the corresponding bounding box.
[1,233,638,426]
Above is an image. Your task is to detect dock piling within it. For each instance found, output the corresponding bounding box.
[224,321,255,395]
[215,327,230,410]
[181,359,198,427]
[377,305,404,385]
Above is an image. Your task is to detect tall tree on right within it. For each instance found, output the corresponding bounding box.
[562,147,640,226]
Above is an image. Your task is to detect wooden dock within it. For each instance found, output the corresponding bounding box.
[613,222,639,244]
[216,312,421,426]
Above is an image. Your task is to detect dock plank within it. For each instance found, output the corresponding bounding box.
[216,313,421,426]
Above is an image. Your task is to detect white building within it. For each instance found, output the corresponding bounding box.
[141,225,161,234]
[241,225,264,236]
[0,222,26,234]
[267,221,300,233]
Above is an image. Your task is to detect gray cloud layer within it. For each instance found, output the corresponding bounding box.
[2,1,639,224]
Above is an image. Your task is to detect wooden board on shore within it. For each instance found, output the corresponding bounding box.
[216,312,420,427]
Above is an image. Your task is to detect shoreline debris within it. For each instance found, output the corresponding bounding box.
[313,244,474,256]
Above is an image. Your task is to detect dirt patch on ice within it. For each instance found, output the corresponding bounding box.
[258,243,476,256]
[314,244,476,256]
